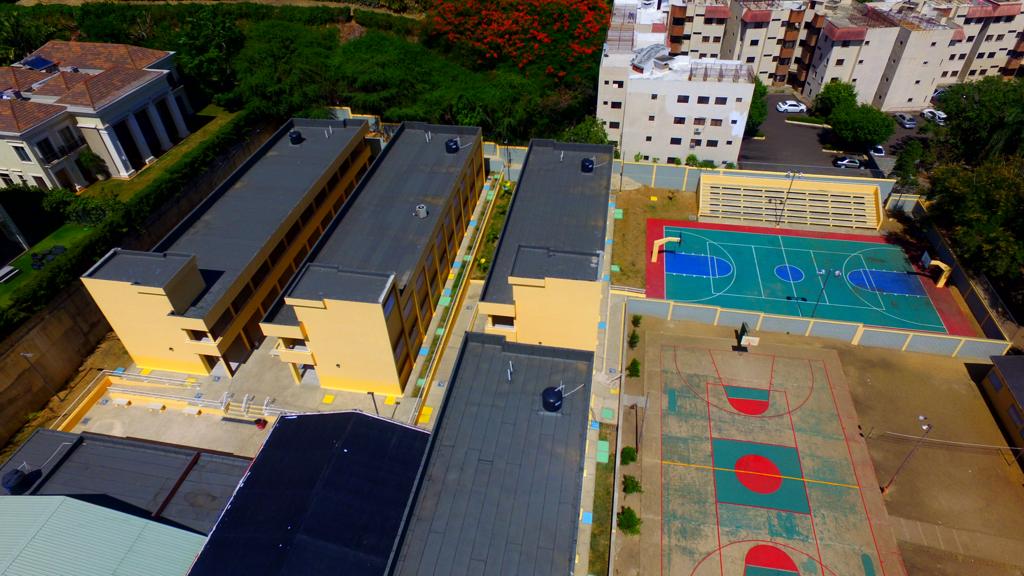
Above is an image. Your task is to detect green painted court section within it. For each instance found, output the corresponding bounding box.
[660,224,946,333]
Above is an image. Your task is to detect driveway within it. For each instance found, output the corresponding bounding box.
[740,94,889,178]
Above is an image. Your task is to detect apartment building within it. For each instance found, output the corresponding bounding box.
[260,123,484,395]
[1,40,192,190]
[478,140,612,352]
[599,3,754,165]
[82,119,372,377]
[722,0,810,85]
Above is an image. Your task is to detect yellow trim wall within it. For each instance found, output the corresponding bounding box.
[482,277,603,351]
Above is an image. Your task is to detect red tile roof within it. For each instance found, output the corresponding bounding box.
[28,40,169,71]
[705,5,732,18]
[0,67,52,92]
[55,67,162,109]
[0,100,64,134]
[31,71,89,97]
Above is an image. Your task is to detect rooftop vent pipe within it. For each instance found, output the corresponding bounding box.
[445,138,460,154]
[541,386,563,413]
[288,130,303,146]
[581,158,595,173]
[414,204,429,219]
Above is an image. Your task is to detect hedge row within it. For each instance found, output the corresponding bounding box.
[0,110,260,337]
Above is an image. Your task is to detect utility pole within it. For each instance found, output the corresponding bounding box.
[881,415,932,495]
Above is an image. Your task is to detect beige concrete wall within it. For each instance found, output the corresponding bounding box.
[293,297,402,395]
[875,27,954,111]
[803,27,899,105]
[488,277,603,352]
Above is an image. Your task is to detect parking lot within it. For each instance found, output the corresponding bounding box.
[740,94,923,178]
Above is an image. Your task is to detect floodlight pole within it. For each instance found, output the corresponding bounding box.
[881,416,932,495]
[775,171,802,226]
[809,269,842,318]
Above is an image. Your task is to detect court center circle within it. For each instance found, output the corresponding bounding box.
[735,454,783,494]
[774,264,804,283]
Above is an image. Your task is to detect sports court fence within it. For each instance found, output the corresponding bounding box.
[624,296,1011,360]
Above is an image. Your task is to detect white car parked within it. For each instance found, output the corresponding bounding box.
[921,108,947,125]
[775,100,807,113]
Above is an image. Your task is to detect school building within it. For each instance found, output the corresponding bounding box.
[260,122,485,395]
[981,355,1024,452]
[82,118,373,376]
[478,140,613,352]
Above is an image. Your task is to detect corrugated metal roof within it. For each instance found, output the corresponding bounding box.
[0,496,203,576]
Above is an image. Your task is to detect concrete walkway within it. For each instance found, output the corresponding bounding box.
[890,514,1024,568]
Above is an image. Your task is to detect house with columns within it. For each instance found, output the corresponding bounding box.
[0,40,191,190]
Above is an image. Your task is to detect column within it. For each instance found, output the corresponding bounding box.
[97,127,134,177]
[145,103,172,152]
[166,95,190,140]
[125,113,154,164]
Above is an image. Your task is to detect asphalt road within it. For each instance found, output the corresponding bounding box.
[739,94,926,178]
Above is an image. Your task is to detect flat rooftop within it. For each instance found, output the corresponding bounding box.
[992,355,1024,405]
[83,118,367,319]
[189,412,429,576]
[393,333,594,575]
[280,122,480,305]
[0,429,250,535]
[480,140,612,305]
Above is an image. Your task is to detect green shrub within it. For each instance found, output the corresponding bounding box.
[631,314,641,327]
[787,114,829,125]
[617,506,642,535]
[628,329,639,349]
[353,9,421,36]
[620,446,637,465]
[627,358,641,378]
[623,474,643,494]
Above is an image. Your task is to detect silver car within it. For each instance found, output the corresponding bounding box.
[894,113,917,129]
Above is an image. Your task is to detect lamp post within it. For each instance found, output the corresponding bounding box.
[772,171,802,226]
[881,415,932,495]
[809,269,843,318]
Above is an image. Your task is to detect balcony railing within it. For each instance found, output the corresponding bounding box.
[39,137,87,166]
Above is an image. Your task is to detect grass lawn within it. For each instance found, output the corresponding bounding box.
[83,104,236,201]
[611,186,698,289]
[588,423,616,576]
[0,223,95,307]
[471,180,513,280]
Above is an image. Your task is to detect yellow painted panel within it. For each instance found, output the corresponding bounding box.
[384,395,396,406]
[417,405,434,425]
[322,394,335,404]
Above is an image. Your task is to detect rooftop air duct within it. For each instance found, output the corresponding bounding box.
[581,158,595,173]
[445,138,460,154]
[288,130,303,146]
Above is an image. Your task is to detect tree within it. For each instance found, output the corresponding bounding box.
[617,507,642,535]
[558,116,608,144]
[174,6,245,100]
[925,159,1024,279]
[628,329,639,349]
[892,140,923,189]
[620,446,637,465]
[828,104,894,149]
[685,154,700,167]
[0,10,56,65]
[631,314,642,327]
[935,77,1024,165]
[42,188,122,226]
[813,81,858,119]
[623,474,643,494]
[627,358,641,377]
[745,77,767,136]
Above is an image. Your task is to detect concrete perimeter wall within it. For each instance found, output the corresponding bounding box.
[624,296,1011,360]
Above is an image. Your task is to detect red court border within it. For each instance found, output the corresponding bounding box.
[644,219,978,337]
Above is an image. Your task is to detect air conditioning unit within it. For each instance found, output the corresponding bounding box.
[695,128,703,134]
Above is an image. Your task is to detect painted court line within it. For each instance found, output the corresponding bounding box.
[662,233,904,258]
[857,254,887,310]
[749,245,766,298]
[661,459,860,490]
[809,250,830,305]
[778,236,802,316]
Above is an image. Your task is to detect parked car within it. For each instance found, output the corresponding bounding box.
[894,113,917,129]
[921,108,947,125]
[869,145,885,157]
[832,156,862,169]
[776,100,808,113]
[931,88,948,104]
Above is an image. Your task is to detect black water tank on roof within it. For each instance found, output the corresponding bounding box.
[445,138,460,154]
[542,387,563,413]
[288,130,303,145]
[581,158,595,173]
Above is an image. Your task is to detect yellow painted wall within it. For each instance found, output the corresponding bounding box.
[491,277,602,352]
[291,297,403,395]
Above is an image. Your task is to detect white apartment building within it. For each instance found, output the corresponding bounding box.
[598,44,754,165]
[0,40,192,191]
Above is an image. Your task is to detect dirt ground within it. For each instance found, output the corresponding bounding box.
[613,316,1024,576]
[0,332,129,463]
[611,187,698,289]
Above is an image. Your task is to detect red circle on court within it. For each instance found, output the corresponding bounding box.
[735,454,782,494]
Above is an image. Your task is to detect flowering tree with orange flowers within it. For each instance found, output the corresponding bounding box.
[429,0,610,85]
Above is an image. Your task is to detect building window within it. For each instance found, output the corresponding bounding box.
[959,53,967,59]
[715,96,727,105]
[611,101,622,109]
[730,119,738,125]
[858,59,864,64]
[672,17,685,25]
[707,140,719,147]
[979,69,987,75]
[673,116,686,124]
[941,71,949,77]
[711,119,723,126]
[968,69,977,76]
[613,80,624,88]
[645,136,652,142]
[694,117,707,126]
[0,173,13,186]
[726,140,733,145]
[677,95,690,103]
[985,34,993,41]
[1011,405,1024,428]
[651,93,658,100]
[11,145,30,162]
[751,39,760,46]
[697,96,710,104]
[609,121,620,129]
[931,41,937,47]
[992,372,1005,391]
[836,58,845,65]
[648,115,655,121]
[967,35,975,41]
[670,137,682,145]
[690,139,702,147]
[667,157,681,164]
[915,80,921,84]
[32,176,47,189]
[746,56,756,63]
[949,54,955,60]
